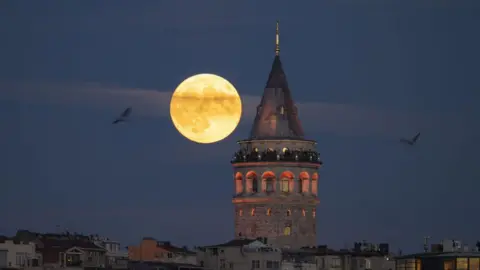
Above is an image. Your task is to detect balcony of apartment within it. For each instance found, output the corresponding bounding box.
[231,149,322,165]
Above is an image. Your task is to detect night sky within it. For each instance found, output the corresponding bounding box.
[1,1,479,252]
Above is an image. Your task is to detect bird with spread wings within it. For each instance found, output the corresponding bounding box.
[112,107,132,124]
[400,132,421,145]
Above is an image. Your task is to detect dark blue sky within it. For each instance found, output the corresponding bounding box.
[1,1,479,252]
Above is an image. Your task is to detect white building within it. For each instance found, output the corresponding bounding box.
[92,236,128,269]
[197,239,282,270]
[0,238,40,268]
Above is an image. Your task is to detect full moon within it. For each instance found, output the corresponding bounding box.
[170,73,242,144]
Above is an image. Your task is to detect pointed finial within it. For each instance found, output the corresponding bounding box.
[275,20,280,56]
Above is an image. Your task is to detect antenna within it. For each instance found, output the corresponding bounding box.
[423,236,431,252]
[275,21,280,56]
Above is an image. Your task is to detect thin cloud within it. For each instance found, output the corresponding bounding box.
[0,81,468,139]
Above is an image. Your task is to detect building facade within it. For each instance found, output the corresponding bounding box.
[231,22,322,249]
[93,236,129,269]
[0,237,39,268]
[197,239,282,270]
[395,252,480,270]
[129,237,197,265]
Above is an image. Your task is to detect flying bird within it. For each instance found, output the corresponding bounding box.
[112,107,132,124]
[400,132,421,145]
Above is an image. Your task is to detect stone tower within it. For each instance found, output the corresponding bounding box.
[231,21,322,249]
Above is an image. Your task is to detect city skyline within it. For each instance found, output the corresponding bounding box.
[1,1,479,252]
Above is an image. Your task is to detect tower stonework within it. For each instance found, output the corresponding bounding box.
[231,22,322,249]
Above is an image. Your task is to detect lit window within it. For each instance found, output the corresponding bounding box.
[312,209,316,218]
[457,258,468,270]
[469,258,479,270]
[286,209,291,216]
[282,147,288,153]
[266,209,272,216]
[284,226,291,236]
[416,259,422,270]
[281,179,289,192]
[444,260,454,270]
[239,209,243,216]
[302,209,306,216]
[251,208,255,216]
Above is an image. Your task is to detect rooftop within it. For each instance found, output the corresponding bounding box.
[249,21,305,140]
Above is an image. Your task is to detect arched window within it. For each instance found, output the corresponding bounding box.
[281,179,289,192]
[284,226,291,236]
[251,208,255,216]
[262,171,276,193]
[235,172,243,194]
[312,173,318,195]
[266,208,272,216]
[286,209,291,216]
[266,178,274,192]
[252,179,258,193]
[299,172,310,193]
[246,171,258,193]
[280,171,294,193]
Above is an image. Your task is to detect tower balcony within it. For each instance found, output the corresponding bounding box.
[231,149,322,165]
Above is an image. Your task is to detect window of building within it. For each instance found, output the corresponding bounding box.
[266,178,274,192]
[396,260,405,270]
[405,259,415,270]
[331,258,341,268]
[312,209,316,218]
[302,209,306,216]
[235,179,243,194]
[286,209,291,216]
[312,179,318,195]
[281,179,289,192]
[298,179,303,193]
[284,226,291,236]
[273,261,280,268]
[15,253,26,266]
[416,259,422,270]
[266,261,273,268]
[266,208,272,216]
[252,179,258,193]
[251,260,260,269]
[470,258,480,270]
[220,259,226,269]
[167,253,173,258]
[457,258,468,270]
[282,147,288,153]
[302,179,309,193]
[251,208,255,216]
[238,209,243,216]
[365,258,371,269]
[444,260,454,270]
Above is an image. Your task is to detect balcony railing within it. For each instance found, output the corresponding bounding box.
[231,149,322,164]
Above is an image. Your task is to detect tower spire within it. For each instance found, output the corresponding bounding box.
[275,20,280,56]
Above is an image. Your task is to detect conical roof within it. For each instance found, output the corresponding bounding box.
[249,22,305,139]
